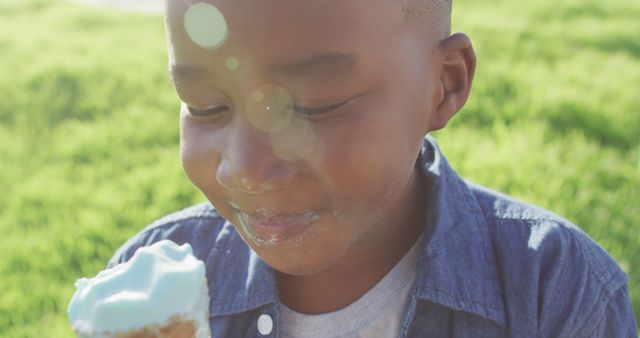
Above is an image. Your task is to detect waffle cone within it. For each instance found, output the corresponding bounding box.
[74,315,210,338]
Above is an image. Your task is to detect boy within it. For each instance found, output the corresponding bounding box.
[109,0,637,336]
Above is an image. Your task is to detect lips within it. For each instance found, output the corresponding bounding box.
[230,206,323,244]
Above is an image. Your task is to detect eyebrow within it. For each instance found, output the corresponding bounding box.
[169,52,358,84]
[168,64,210,84]
[266,53,358,82]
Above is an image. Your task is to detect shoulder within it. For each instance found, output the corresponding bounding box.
[468,182,631,336]
[469,181,624,280]
[107,202,236,267]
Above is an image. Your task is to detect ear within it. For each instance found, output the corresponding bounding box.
[430,33,476,131]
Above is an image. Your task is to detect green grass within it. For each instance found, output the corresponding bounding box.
[1,0,638,336]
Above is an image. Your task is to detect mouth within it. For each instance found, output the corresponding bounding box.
[229,204,323,245]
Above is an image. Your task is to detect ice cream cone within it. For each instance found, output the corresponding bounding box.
[68,240,211,338]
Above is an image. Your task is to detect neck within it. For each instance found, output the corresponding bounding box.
[276,167,427,314]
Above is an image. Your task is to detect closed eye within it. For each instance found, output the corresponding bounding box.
[187,105,230,117]
[292,99,350,116]
[186,96,353,118]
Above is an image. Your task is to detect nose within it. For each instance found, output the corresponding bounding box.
[216,118,298,193]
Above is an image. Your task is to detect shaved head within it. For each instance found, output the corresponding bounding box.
[165,0,476,285]
[396,0,452,40]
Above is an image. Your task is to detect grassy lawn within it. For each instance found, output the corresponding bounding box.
[0,0,638,336]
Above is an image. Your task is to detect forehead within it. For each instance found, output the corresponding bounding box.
[165,0,407,71]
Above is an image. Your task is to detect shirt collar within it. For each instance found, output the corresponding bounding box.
[208,136,506,327]
[207,224,278,316]
[414,135,506,327]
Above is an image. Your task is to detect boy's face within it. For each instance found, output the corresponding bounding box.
[166,0,442,275]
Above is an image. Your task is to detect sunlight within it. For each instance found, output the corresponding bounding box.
[528,222,558,250]
[225,56,239,71]
[184,3,228,49]
[270,118,317,162]
[246,85,294,133]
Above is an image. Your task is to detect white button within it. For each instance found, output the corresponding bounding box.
[257,314,273,335]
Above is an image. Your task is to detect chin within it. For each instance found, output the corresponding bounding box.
[263,247,346,277]
[274,262,332,276]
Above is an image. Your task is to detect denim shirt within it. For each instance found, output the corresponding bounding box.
[108,136,637,337]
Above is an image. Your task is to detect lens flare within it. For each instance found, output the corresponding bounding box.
[246,85,294,133]
[225,56,239,70]
[184,3,228,49]
[270,119,317,162]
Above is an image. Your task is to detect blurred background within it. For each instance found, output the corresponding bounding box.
[0,0,638,336]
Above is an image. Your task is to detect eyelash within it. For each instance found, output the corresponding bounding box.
[291,100,349,115]
[187,105,230,117]
[187,100,347,118]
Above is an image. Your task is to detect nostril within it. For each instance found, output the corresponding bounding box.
[216,157,297,193]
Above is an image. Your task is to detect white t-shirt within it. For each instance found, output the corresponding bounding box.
[278,233,423,338]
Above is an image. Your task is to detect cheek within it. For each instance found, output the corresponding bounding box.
[321,98,420,177]
[179,118,223,189]
[322,92,424,213]
[316,120,415,211]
